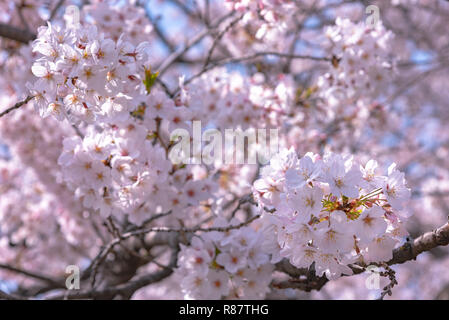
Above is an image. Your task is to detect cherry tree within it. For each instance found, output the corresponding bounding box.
[0,0,448,300]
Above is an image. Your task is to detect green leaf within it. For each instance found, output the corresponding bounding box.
[143,66,159,94]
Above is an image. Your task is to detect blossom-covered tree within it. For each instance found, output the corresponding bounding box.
[0,0,448,300]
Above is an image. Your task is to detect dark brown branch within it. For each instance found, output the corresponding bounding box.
[89,207,260,289]
[274,220,449,292]
[0,289,22,300]
[0,0,64,44]
[388,221,449,265]
[172,51,330,96]
[0,23,35,44]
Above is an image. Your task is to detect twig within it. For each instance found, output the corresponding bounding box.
[388,221,449,265]
[203,13,245,67]
[377,264,398,300]
[172,51,329,96]
[50,243,179,300]
[155,78,174,98]
[16,4,31,32]
[130,214,261,235]
[89,212,261,288]
[0,289,22,300]
[145,10,176,52]
[0,96,34,118]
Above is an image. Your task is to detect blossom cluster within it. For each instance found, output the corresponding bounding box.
[253,148,411,279]
[28,21,222,226]
[175,219,273,299]
[82,0,153,44]
[58,121,216,225]
[318,18,395,116]
[184,69,293,130]
[29,21,149,122]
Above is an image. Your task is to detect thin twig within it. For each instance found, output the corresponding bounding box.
[0,96,34,118]
[0,289,22,300]
[0,23,35,43]
[157,11,235,76]
[172,51,329,96]
[203,13,245,67]
[274,219,449,293]
[0,263,63,288]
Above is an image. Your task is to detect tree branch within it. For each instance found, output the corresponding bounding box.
[49,0,66,21]
[49,242,179,300]
[388,221,449,265]
[0,96,34,118]
[0,23,35,44]
[274,220,449,292]
[157,11,235,76]
[172,51,330,96]
[203,13,245,67]
[0,289,22,300]
[0,263,64,288]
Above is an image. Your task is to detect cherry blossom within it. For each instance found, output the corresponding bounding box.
[0,0,448,302]
[253,148,411,279]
